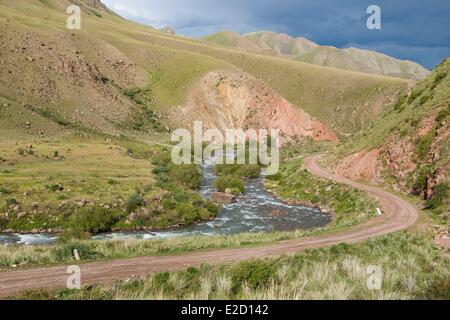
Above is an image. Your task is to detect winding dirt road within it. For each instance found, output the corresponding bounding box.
[0,155,418,298]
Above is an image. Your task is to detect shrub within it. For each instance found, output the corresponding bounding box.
[415,128,436,160]
[232,260,275,291]
[0,216,8,230]
[266,172,283,181]
[123,87,141,99]
[169,164,201,189]
[107,179,118,185]
[419,94,431,105]
[408,89,423,104]
[198,208,213,220]
[411,165,434,194]
[425,183,449,209]
[435,105,450,124]
[176,203,199,225]
[415,273,450,299]
[46,183,64,192]
[161,198,177,210]
[205,200,219,215]
[151,152,172,166]
[215,164,260,178]
[173,190,189,203]
[432,71,447,88]
[393,94,407,111]
[5,198,18,206]
[215,175,245,194]
[0,186,11,195]
[126,192,145,213]
[69,207,121,233]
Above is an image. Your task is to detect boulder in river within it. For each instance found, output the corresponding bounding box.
[211,192,237,204]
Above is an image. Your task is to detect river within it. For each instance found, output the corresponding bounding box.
[0,155,331,245]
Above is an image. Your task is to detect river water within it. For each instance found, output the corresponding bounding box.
[0,155,331,246]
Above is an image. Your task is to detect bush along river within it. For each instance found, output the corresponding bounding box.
[0,155,332,246]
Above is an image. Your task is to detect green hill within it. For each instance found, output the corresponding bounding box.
[336,58,450,217]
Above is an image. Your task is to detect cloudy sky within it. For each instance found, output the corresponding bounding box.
[102,0,450,69]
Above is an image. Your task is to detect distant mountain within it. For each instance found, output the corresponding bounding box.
[203,31,429,80]
[203,31,318,59]
[158,26,176,35]
[297,46,430,80]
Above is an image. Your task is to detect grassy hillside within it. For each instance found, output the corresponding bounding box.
[0,0,408,138]
[336,58,450,222]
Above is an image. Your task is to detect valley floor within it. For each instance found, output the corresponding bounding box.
[0,156,423,298]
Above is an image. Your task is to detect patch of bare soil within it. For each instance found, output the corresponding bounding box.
[173,70,338,145]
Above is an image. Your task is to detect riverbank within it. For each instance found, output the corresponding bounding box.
[0,156,421,297]
[0,155,394,274]
[1,152,332,245]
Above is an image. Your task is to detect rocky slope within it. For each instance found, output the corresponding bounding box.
[203,31,429,80]
[335,58,449,212]
[174,71,338,145]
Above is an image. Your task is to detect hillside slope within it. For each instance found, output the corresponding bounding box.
[174,70,338,145]
[335,58,450,217]
[204,31,429,80]
[0,0,409,139]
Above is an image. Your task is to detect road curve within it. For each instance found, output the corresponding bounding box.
[0,155,418,298]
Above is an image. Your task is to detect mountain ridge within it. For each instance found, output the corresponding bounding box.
[203,30,429,80]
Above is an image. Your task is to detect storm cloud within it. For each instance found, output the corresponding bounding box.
[102,0,450,69]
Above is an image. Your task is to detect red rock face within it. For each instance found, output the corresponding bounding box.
[336,149,381,183]
[176,71,338,145]
[335,114,449,200]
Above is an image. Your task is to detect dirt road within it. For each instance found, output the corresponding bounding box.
[0,155,418,298]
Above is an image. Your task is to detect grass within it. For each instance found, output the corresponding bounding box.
[0,141,378,271]
[338,59,450,155]
[335,58,450,224]
[0,136,216,233]
[0,0,408,139]
[16,232,450,300]
[266,142,377,228]
[0,229,317,270]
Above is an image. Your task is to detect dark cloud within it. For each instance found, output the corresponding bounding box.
[103,0,450,69]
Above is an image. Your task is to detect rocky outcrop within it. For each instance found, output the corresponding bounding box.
[175,71,338,145]
[211,192,237,204]
[158,27,176,35]
[336,149,381,183]
[335,114,449,199]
